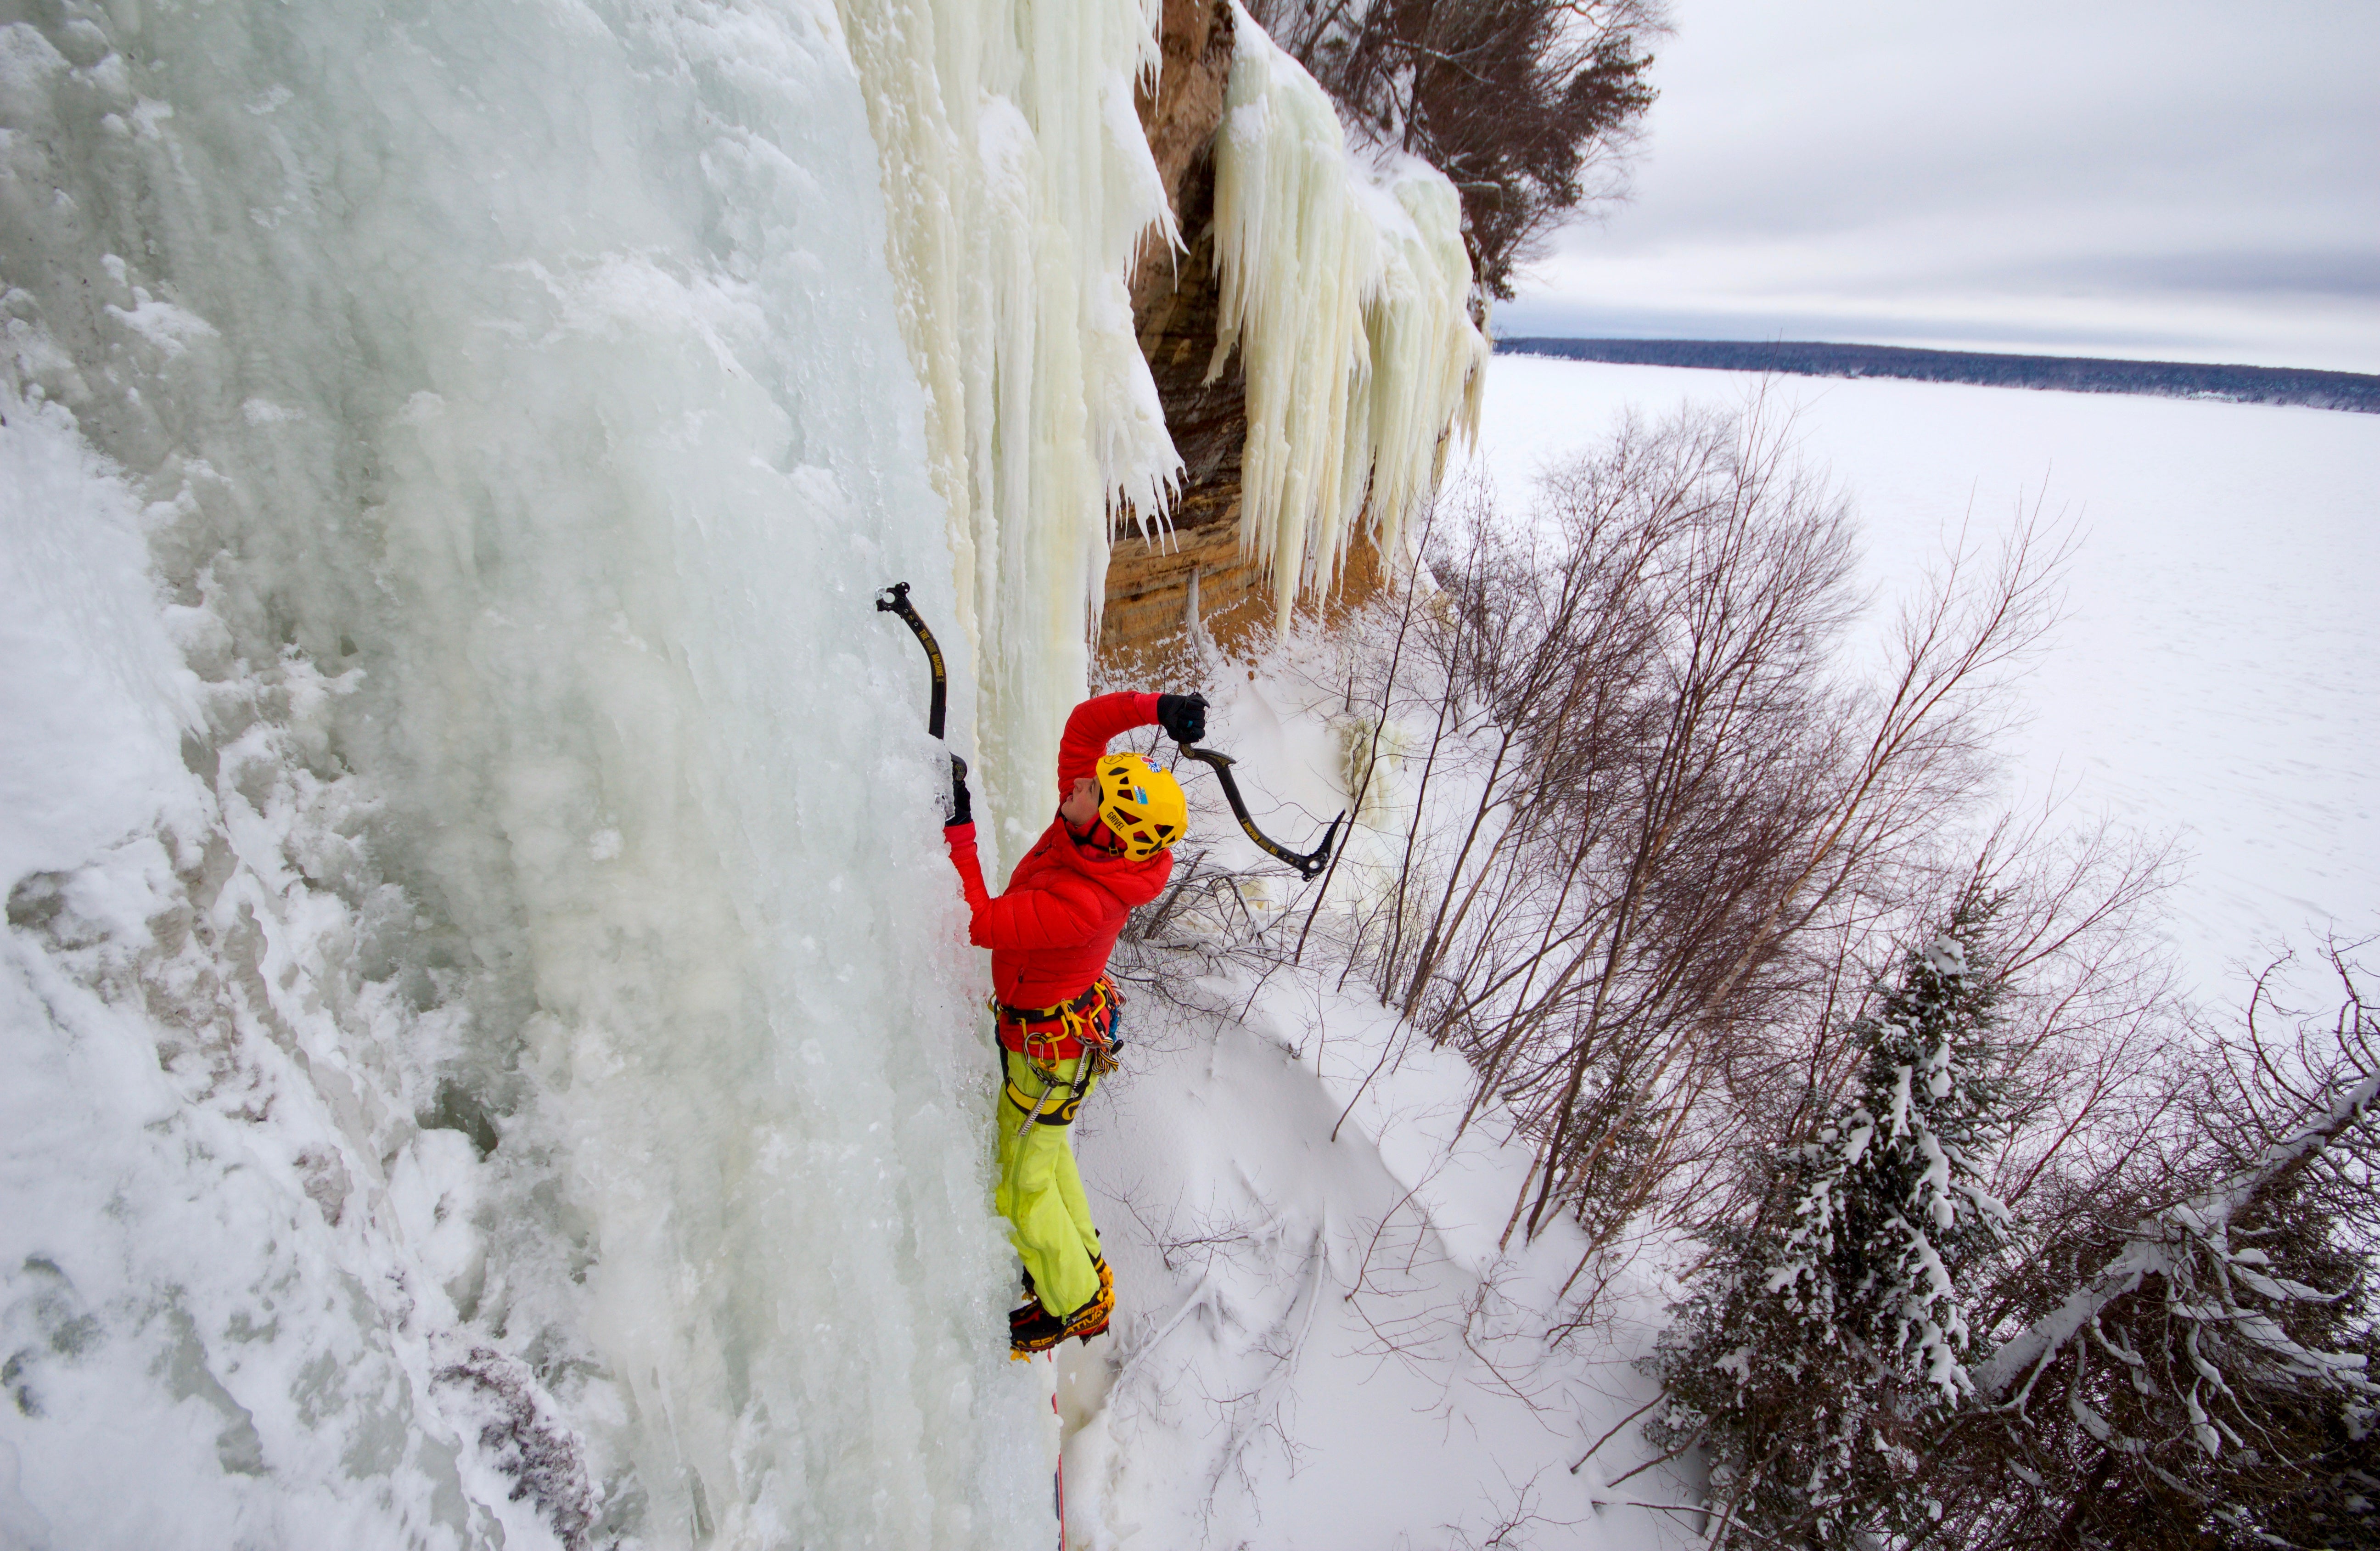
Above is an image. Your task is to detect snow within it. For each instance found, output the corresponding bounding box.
[1065,946,1692,1549]
[0,399,194,890]
[1018,650,1706,1549]
[1469,355,2380,1007]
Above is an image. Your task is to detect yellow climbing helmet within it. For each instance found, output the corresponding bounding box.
[1094,753,1187,860]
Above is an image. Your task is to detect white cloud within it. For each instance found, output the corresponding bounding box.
[1506,0,2380,371]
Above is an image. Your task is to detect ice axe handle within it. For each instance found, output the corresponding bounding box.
[874,582,948,743]
[1177,746,1343,882]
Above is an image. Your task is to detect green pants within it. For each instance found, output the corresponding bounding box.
[995,1048,1104,1318]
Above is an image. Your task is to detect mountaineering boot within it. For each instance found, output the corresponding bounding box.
[1061,1297,1110,1346]
[1010,1265,1067,1358]
[1010,1301,1068,1358]
[1010,1270,1047,1348]
[1011,1268,1113,1357]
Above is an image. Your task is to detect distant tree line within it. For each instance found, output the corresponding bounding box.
[1499,337,2380,416]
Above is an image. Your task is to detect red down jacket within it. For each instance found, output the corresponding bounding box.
[944,692,1174,1008]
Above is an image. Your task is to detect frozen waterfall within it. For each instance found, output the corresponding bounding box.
[0,0,1089,1543]
[838,0,1185,872]
[0,0,1496,1540]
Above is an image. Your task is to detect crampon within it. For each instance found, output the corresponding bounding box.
[1008,1259,1112,1357]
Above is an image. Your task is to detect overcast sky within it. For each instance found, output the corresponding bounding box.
[1496,0,2380,373]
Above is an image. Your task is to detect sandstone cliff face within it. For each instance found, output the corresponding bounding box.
[1104,0,1386,662]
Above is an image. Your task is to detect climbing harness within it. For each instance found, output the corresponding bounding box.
[994,977,1123,1062]
[996,977,1124,1135]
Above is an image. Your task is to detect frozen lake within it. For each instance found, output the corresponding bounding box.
[1467,354,2380,1011]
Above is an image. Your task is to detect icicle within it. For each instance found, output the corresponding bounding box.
[1208,4,1487,632]
[840,0,1183,865]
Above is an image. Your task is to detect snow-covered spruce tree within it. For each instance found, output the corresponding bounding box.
[1651,894,2011,1546]
[1958,1171,2378,1549]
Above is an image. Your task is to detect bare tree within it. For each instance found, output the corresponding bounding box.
[1341,403,2067,1277]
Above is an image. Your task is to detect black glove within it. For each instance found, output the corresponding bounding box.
[1156,692,1208,745]
[946,754,972,828]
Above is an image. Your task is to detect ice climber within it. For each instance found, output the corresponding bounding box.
[943,690,1207,1356]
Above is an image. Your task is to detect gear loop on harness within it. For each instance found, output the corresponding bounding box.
[994,976,1124,1130]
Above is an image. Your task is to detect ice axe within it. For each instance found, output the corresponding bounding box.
[1174,746,1343,882]
[876,580,1342,881]
[875,581,965,785]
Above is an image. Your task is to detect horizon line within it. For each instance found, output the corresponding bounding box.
[1493,335,2380,385]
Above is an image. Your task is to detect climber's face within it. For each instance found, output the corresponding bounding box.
[1061,777,1123,854]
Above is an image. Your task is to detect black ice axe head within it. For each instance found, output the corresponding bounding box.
[876,581,962,778]
[1176,746,1343,882]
